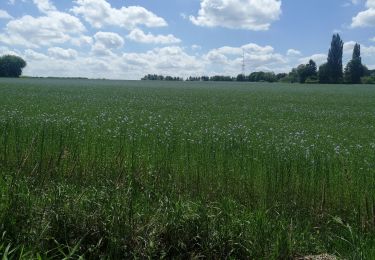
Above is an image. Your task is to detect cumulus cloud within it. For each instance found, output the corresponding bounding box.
[71,0,167,29]
[204,43,287,75]
[48,47,78,60]
[122,46,204,76]
[0,10,86,48]
[70,36,93,47]
[33,0,56,13]
[24,49,48,60]
[298,54,327,66]
[351,0,375,28]
[0,46,21,56]
[94,31,124,49]
[287,49,302,56]
[190,0,282,30]
[0,10,13,19]
[127,28,181,44]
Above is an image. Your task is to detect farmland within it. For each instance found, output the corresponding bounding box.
[0,78,374,259]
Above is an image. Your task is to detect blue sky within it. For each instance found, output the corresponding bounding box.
[0,0,374,79]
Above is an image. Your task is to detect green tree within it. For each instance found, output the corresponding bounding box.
[0,55,27,78]
[306,59,317,78]
[236,74,246,82]
[344,43,364,84]
[326,34,343,83]
[318,63,330,83]
[296,60,317,83]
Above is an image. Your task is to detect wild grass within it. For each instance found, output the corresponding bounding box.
[0,78,374,259]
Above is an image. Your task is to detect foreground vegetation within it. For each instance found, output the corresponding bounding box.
[0,78,375,259]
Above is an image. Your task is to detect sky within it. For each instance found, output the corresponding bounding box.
[0,0,374,80]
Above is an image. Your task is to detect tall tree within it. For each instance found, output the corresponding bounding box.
[327,34,343,83]
[344,43,364,84]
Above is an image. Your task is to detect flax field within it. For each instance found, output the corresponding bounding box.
[0,78,374,259]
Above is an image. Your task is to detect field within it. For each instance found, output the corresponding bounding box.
[0,78,375,259]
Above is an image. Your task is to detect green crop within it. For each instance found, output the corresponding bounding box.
[0,78,374,259]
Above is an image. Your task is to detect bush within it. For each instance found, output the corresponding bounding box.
[305,76,319,84]
[361,76,375,84]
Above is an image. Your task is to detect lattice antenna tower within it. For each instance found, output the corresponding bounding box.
[241,49,246,76]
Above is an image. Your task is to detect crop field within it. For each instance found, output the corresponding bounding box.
[0,78,375,259]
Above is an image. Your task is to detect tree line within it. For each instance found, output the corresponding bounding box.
[237,34,374,84]
[142,34,375,84]
[141,74,184,81]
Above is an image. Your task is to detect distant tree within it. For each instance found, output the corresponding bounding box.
[318,63,330,83]
[296,60,318,83]
[236,74,246,82]
[344,43,365,84]
[0,55,27,78]
[210,75,234,81]
[141,74,182,81]
[248,72,276,83]
[276,73,287,81]
[296,64,308,83]
[326,34,344,83]
[306,60,317,77]
[287,68,299,83]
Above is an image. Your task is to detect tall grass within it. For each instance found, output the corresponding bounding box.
[0,78,374,258]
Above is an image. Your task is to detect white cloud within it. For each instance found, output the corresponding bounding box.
[33,0,56,13]
[0,11,86,48]
[343,40,375,55]
[190,0,282,30]
[191,44,202,51]
[91,43,115,57]
[298,54,327,66]
[351,0,375,28]
[122,46,204,76]
[0,46,21,56]
[90,32,124,57]
[48,47,78,60]
[24,49,48,60]
[204,43,287,75]
[11,41,306,79]
[94,31,124,49]
[71,0,167,29]
[287,49,302,56]
[70,36,93,47]
[127,28,181,44]
[0,10,13,19]
[344,41,356,53]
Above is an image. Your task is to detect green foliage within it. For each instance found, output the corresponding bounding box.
[296,60,318,83]
[305,76,319,84]
[286,68,300,83]
[319,63,330,83]
[361,75,375,84]
[141,74,183,81]
[248,71,277,82]
[326,34,344,83]
[344,43,365,84]
[1,79,375,258]
[236,74,246,81]
[0,55,27,78]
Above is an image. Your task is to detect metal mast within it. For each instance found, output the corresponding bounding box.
[241,49,246,76]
